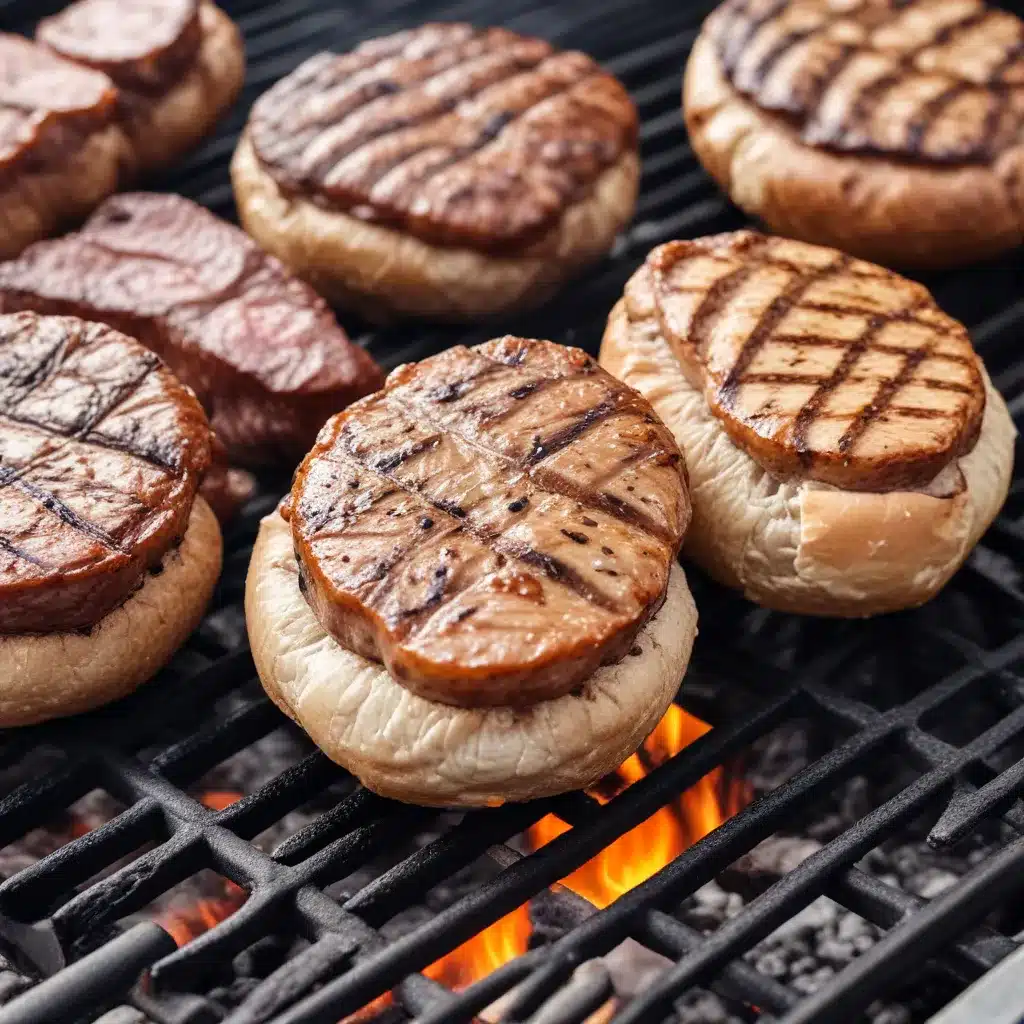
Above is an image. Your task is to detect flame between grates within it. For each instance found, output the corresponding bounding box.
[2,0,1024,1022]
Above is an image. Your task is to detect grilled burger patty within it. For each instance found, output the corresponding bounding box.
[709,0,1024,165]
[37,0,203,95]
[0,312,212,634]
[246,23,638,254]
[637,231,986,492]
[0,193,384,466]
[285,336,690,708]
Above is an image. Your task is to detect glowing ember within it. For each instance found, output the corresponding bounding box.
[423,904,533,990]
[157,791,247,947]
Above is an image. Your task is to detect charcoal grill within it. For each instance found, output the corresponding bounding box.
[1,0,1024,1022]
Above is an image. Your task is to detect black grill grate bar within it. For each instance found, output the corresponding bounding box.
[269,684,800,1024]
[826,868,1016,979]
[777,834,1024,1024]
[0,758,93,850]
[642,910,798,1014]
[931,755,1024,847]
[0,800,163,922]
[343,801,557,927]
[605,715,1024,1024]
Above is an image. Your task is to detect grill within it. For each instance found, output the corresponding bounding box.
[2,0,1024,1022]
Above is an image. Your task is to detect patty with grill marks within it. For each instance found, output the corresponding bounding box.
[600,232,1015,617]
[0,193,384,467]
[684,0,1024,268]
[0,312,215,634]
[36,0,244,177]
[232,23,640,322]
[280,337,691,708]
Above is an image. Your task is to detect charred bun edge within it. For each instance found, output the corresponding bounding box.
[231,135,640,324]
[600,299,1016,617]
[683,33,1024,270]
[0,497,222,727]
[118,2,245,176]
[245,510,698,807]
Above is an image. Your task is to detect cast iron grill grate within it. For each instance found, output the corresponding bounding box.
[1,0,1024,1023]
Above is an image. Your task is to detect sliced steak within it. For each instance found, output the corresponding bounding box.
[247,23,638,253]
[286,336,690,708]
[0,193,384,466]
[0,312,212,634]
[0,35,118,182]
[634,231,985,491]
[37,0,202,95]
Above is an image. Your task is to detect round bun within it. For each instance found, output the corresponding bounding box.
[683,32,1024,269]
[0,496,222,727]
[246,509,698,807]
[121,2,245,175]
[231,135,639,323]
[600,300,1016,617]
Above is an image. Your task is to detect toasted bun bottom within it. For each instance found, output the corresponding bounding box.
[231,136,640,323]
[0,497,222,727]
[122,2,245,176]
[0,125,127,260]
[246,511,698,807]
[683,34,1024,269]
[600,301,1016,617]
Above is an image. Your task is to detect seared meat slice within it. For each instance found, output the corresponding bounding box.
[0,312,212,634]
[634,231,985,491]
[247,23,638,253]
[286,337,690,708]
[37,0,202,94]
[708,0,1024,165]
[0,193,384,466]
[0,36,125,259]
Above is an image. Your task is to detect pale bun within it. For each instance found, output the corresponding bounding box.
[683,33,1024,270]
[600,300,1016,617]
[231,135,639,323]
[0,497,222,727]
[119,2,245,176]
[245,509,697,807]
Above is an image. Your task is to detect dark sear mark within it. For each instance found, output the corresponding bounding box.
[646,232,986,490]
[711,0,1024,164]
[289,336,689,705]
[508,382,538,399]
[601,545,614,556]
[420,516,434,529]
[629,644,643,656]
[430,381,470,403]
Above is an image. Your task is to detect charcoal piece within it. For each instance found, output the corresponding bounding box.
[718,837,823,900]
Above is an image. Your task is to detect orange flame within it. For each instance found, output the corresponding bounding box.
[157,791,247,947]
[417,704,748,999]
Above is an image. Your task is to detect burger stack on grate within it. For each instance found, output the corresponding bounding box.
[0,0,1021,1019]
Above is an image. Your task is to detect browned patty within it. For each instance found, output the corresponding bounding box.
[0,193,384,466]
[0,35,117,180]
[37,0,201,95]
[707,0,1024,164]
[635,231,985,491]
[0,312,212,634]
[286,337,690,708]
[247,23,638,254]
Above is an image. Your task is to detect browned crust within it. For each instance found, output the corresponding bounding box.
[639,231,986,491]
[683,30,1024,268]
[287,336,689,708]
[0,313,213,634]
[246,23,638,255]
